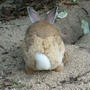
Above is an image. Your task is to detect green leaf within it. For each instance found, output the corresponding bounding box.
[71,0,77,3]
[12,81,25,88]
[81,20,89,35]
[56,11,68,19]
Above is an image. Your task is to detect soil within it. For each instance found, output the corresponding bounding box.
[0,0,90,90]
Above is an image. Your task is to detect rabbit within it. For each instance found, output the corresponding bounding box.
[21,7,67,74]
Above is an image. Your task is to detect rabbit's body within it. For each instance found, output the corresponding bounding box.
[22,7,66,74]
[22,21,65,71]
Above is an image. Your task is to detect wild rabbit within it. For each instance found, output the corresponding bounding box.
[22,7,66,74]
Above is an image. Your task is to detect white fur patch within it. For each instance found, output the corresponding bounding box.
[34,53,51,70]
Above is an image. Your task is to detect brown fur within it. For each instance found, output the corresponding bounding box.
[55,65,64,72]
[63,52,67,64]
[26,20,59,38]
[22,20,66,74]
[25,65,34,74]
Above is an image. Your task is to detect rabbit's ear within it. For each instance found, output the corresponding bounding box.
[44,7,58,24]
[27,7,40,23]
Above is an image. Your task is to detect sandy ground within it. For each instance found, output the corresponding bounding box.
[0,0,90,90]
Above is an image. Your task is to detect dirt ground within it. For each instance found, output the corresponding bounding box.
[0,0,90,90]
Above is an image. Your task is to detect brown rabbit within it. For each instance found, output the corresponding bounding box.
[22,7,66,74]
